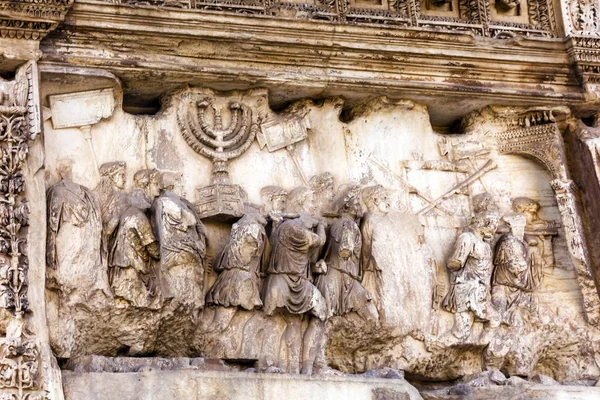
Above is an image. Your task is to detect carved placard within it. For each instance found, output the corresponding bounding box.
[49,88,115,129]
[258,115,310,152]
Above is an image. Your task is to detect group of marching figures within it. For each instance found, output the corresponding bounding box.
[440,193,557,344]
[46,163,388,373]
[45,160,557,373]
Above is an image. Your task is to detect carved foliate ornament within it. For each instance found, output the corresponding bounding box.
[0,62,45,400]
[0,63,39,318]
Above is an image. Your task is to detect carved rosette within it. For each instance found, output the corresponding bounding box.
[496,111,600,326]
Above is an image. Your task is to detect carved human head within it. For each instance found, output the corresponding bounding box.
[333,185,363,219]
[512,197,540,219]
[361,185,390,214]
[502,212,526,240]
[230,220,263,265]
[99,162,126,190]
[472,192,498,214]
[134,169,161,200]
[286,186,315,214]
[260,186,288,214]
[310,173,335,197]
[160,172,184,196]
[470,210,499,239]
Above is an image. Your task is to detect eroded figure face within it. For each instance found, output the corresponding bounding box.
[271,195,287,214]
[148,177,161,200]
[375,193,390,214]
[240,236,259,265]
[114,170,126,190]
[476,215,499,239]
[302,192,316,215]
[503,213,526,240]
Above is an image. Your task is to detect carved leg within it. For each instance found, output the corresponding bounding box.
[301,317,325,375]
[281,314,302,374]
[204,306,237,333]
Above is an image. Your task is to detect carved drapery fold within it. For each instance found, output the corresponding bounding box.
[496,112,600,326]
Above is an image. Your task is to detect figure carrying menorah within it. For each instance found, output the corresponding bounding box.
[177,96,258,220]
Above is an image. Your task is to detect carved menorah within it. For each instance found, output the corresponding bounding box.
[178,98,258,184]
[177,97,258,219]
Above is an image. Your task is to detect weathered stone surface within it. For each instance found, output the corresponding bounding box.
[2,1,600,399]
[62,369,423,400]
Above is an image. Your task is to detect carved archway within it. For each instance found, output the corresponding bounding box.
[496,117,600,326]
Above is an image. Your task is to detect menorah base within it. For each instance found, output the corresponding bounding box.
[194,183,247,221]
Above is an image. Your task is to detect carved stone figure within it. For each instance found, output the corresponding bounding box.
[0,78,17,107]
[262,186,327,373]
[441,211,499,339]
[131,168,161,207]
[152,174,206,312]
[205,213,268,332]
[46,160,110,303]
[492,213,537,326]
[317,186,377,319]
[303,186,378,375]
[512,197,557,285]
[472,192,498,214]
[108,169,161,309]
[93,162,128,261]
[360,185,391,314]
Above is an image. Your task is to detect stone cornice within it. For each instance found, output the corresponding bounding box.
[37,1,597,122]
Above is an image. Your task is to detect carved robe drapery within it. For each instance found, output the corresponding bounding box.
[109,204,159,309]
[492,233,536,325]
[316,216,372,318]
[206,214,268,311]
[441,231,493,320]
[360,212,384,311]
[152,191,206,311]
[46,179,109,301]
[262,217,326,318]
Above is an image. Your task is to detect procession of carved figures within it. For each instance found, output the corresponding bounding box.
[45,150,561,374]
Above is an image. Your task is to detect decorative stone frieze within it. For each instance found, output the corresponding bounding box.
[0,0,74,40]
[97,0,558,37]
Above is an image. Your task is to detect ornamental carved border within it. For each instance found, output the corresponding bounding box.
[0,0,74,40]
[496,115,567,181]
[99,0,557,38]
[0,62,45,400]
